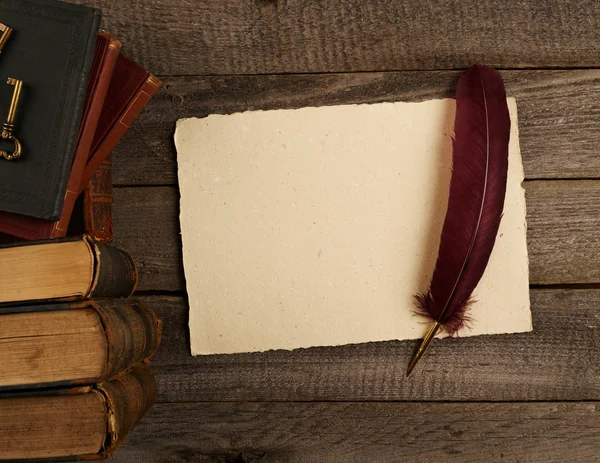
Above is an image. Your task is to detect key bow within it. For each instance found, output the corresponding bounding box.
[1,77,23,160]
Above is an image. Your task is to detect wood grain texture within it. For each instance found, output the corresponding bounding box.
[112,187,184,292]
[67,0,600,75]
[526,181,600,285]
[110,70,600,186]
[114,181,600,291]
[54,1,600,460]
[110,401,600,463]
[141,289,600,402]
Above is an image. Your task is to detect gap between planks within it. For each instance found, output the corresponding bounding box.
[137,290,600,403]
[110,70,600,185]
[67,0,600,75]
[109,401,600,463]
[111,181,600,291]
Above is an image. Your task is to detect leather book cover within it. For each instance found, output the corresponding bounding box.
[83,155,113,242]
[0,0,101,220]
[93,362,157,459]
[93,299,162,381]
[89,236,139,299]
[0,33,121,240]
[80,54,162,191]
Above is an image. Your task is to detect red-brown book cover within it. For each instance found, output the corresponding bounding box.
[0,33,122,240]
[84,155,113,243]
[79,54,162,191]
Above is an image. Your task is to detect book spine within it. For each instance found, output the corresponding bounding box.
[90,363,156,460]
[79,74,163,192]
[87,236,139,299]
[49,10,103,220]
[50,35,122,239]
[95,299,162,380]
[83,156,113,243]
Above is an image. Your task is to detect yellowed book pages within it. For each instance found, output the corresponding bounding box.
[0,393,105,460]
[0,240,94,303]
[0,309,107,387]
[176,98,531,355]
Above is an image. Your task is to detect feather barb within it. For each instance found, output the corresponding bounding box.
[407,64,511,375]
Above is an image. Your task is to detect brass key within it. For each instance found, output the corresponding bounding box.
[0,24,13,55]
[1,78,23,160]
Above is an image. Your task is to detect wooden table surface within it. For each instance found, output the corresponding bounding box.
[69,1,600,461]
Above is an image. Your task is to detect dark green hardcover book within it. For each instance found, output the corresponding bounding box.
[0,0,101,220]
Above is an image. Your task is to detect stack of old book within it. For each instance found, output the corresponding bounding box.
[0,1,163,461]
[0,237,162,460]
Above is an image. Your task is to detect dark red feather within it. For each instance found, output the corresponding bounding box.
[415,64,511,335]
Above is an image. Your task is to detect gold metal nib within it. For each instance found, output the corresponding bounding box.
[0,23,13,55]
[406,322,441,376]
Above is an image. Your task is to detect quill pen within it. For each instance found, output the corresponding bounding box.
[407,64,511,376]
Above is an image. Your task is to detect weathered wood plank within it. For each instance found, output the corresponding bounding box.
[114,181,600,291]
[526,181,600,285]
[68,0,600,75]
[112,187,184,292]
[140,289,600,402]
[57,1,600,461]
[111,401,600,463]
[111,70,600,186]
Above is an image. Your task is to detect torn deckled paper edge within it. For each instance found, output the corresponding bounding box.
[176,98,531,355]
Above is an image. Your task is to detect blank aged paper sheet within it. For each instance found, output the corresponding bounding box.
[176,98,531,355]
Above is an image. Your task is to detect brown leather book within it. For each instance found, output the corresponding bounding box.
[0,235,138,305]
[84,155,114,243]
[0,33,122,240]
[65,158,113,241]
[80,54,162,191]
[0,363,156,461]
[0,299,161,390]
